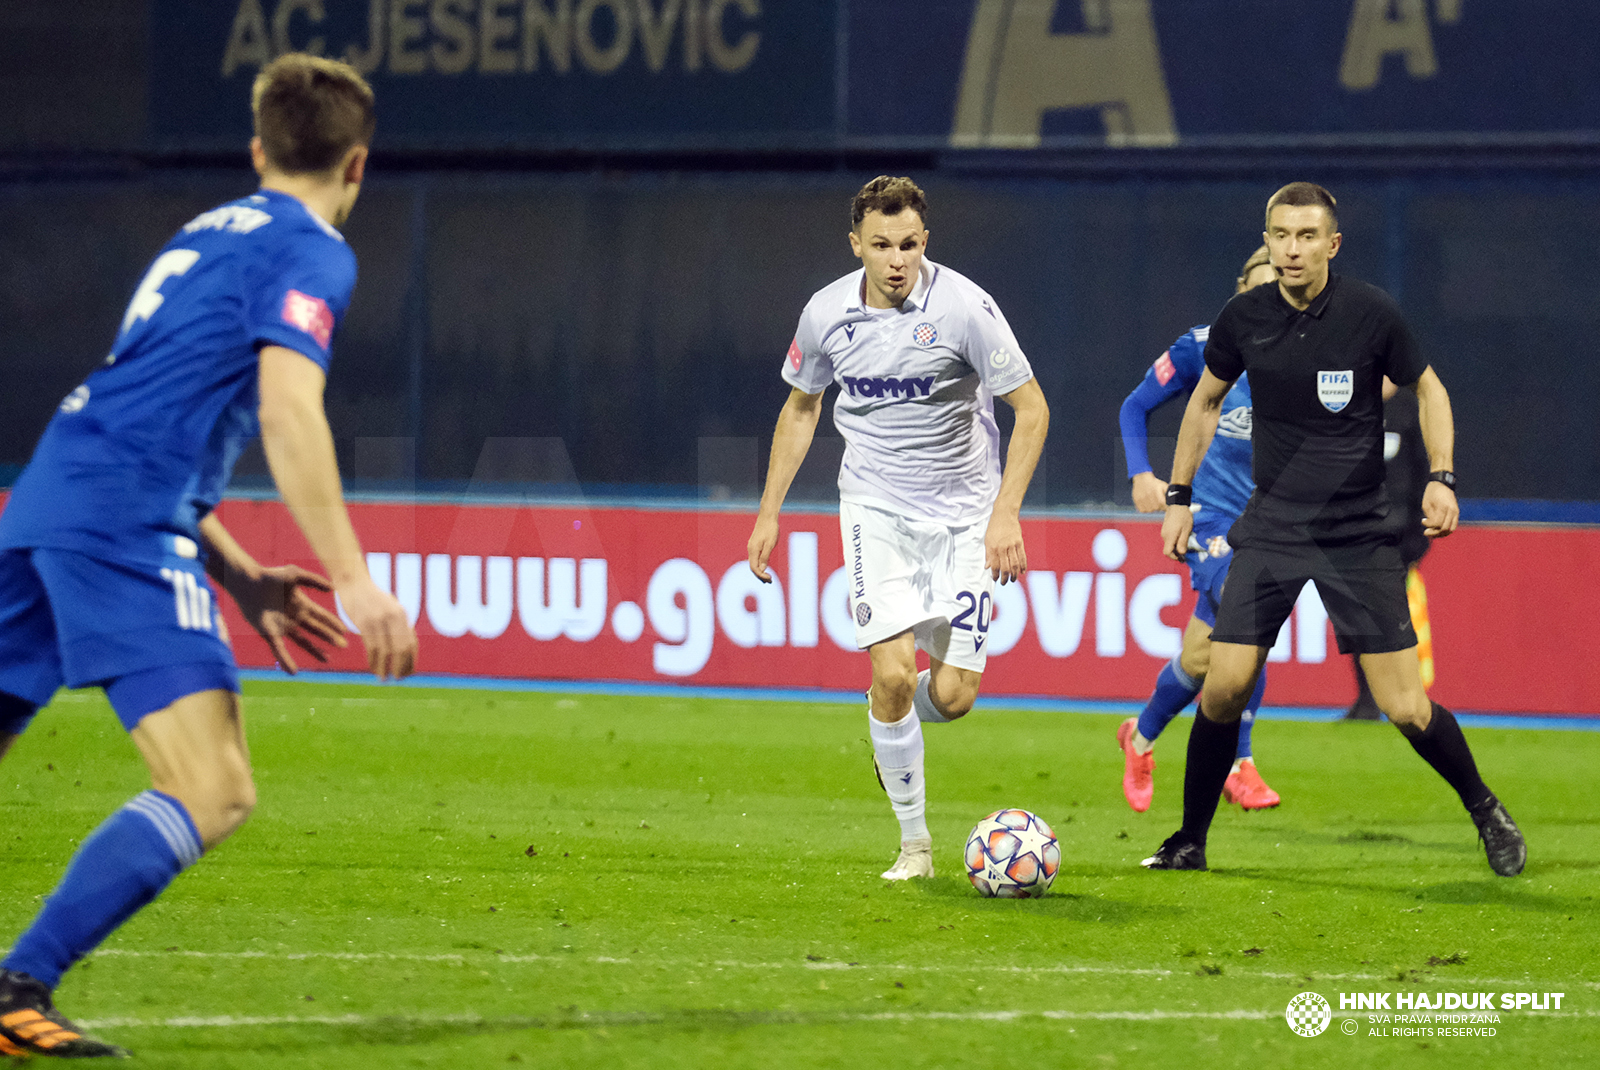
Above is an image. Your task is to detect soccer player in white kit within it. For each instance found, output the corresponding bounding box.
[747,177,1050,879]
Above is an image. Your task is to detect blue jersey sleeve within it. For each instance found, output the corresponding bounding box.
[1120,329,1207,478]
[248,241,356,371]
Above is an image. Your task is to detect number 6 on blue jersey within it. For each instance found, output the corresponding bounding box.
[121,249,201,336]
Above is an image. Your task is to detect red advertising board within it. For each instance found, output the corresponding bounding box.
[203,498,1600,717]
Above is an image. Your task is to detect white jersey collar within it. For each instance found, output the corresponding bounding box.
[842,261,939,314]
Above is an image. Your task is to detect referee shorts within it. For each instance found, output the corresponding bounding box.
[1209,535,1417,656]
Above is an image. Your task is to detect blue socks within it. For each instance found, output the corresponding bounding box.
[1236,670,1268,761]
[1136,656,1201,743]
[1137,655,1269,762]
[4,791,202,989]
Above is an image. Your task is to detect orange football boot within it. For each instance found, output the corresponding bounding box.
[1223,758,1281,810]
[1117,717,1155,812]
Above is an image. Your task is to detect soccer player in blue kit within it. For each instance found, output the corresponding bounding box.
[0,55,416,1057]
[1116,248,1283,813]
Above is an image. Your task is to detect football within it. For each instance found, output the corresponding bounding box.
[964,808,1061,899]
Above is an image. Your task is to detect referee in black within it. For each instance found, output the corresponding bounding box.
[1142,182,1524,876]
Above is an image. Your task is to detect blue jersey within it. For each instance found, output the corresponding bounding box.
[1119,325,1254,520]
[0,189,355,568]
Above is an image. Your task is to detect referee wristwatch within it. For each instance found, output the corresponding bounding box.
[1428,470,1457,492]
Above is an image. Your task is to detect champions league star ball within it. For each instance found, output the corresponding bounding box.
[964,809,1060,898]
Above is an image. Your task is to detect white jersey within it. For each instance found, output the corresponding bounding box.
[782,259,1036,525]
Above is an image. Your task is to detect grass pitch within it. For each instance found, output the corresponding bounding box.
[3,679,1597,1068]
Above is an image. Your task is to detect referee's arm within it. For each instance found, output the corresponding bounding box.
[1160,368,1233,561]
[1410,366,1460,538]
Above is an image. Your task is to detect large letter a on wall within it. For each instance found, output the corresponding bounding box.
[952,0,1175,148]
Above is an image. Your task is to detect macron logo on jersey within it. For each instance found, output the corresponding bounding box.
[787,337,803,372]
[1153,351,1177,385]
[282,290,334,350]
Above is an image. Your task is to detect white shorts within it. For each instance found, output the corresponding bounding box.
[840,499,994,673]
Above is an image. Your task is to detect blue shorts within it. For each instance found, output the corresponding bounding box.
[1184,513,1239,628]
[0,548,238,733]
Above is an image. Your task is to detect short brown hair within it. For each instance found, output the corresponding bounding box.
[851,176,928,230]
[1237,244,1273,289]
[252,54,375,175]
[1265,182,1337,232]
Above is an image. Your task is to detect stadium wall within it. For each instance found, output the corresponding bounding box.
[1,171,1597,512]
[207,497,1600,718]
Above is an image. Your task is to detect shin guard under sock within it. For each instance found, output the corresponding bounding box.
[912,670,950,724]
[3,791,202,988]
[869,709,929,842]
[1236,670,1267,761]
[1401,702,1492,812]
[1180,709,1241,844]
[1136,656,1201,745]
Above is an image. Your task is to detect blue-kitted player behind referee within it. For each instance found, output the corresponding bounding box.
[1116,248,1283,814]
[0,54,416,1058]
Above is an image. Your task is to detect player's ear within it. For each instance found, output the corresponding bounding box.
[250,137,268,178]
[848,229,862,259]
[342,145,368,188]
[1328,231,1342,258]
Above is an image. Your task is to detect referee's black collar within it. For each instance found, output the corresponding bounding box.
[1273,272,1340,319]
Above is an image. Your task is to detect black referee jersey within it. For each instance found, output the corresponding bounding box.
[1203,273,1428,540]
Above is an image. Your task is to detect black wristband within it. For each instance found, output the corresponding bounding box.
[1165,484,1193,507]
[1428,470,1457,492]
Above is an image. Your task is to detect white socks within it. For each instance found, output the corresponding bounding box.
[912,669,950,723]
[869,707,929,842]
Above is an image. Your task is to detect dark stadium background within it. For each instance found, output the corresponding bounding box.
[2,1,1595,516]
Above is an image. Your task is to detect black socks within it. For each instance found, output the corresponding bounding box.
[1401,702,1492,812]
[1180,708,1241,844]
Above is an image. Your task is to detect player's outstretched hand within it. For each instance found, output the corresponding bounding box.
[1160,505,1195,562]
[338,579,418,681]
[226,564,348,675]
[1130,472,1169,513]
[747,513,779,584]
[1422,481,1459,539]
[984,512,1027,586]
